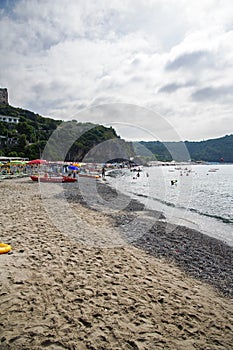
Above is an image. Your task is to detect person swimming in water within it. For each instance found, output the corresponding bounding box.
[171,179,178,186]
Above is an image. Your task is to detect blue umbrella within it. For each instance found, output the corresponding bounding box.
[68,165,80,170]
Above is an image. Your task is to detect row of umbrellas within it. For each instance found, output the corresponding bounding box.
[0,159,47,166]
[0,159,82,167]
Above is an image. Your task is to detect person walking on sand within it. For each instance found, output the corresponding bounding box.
[102,166,106,178]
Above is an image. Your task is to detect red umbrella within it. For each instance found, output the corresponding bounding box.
[27,159,47,165]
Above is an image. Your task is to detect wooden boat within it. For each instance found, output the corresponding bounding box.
[30,175,77,183]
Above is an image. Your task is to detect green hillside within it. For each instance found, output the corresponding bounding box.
[42,120,121,162]
[140,134,233,163]
[0,104,119,160]
[185,135,233,163]
[1,103,231,163]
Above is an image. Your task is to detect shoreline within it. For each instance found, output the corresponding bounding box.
[0,177,233,349]
[106,165,233,247]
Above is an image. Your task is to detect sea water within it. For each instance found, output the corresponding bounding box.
[107,164,233,246]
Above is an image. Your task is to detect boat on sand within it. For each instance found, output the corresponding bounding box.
[30,175,77,183]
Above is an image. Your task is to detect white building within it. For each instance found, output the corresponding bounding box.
[0,115,19,124]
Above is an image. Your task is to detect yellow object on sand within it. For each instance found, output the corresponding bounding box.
[0,243,12,254]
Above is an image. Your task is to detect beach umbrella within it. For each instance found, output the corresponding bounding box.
[68,165,80,171]
[27,159,47,165]
[9,160,26,165]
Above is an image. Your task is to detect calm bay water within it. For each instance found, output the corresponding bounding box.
[107,164,233,246]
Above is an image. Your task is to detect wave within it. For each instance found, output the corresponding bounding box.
[131,191,233,225]
[133,192,176,208]
[189,208,233,224]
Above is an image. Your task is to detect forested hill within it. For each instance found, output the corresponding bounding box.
[185,135,233,163]
[1,103,232,163]
[140,134,233,163]
[0,104,119,160]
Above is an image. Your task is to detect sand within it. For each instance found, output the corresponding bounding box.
[0,177,232,350]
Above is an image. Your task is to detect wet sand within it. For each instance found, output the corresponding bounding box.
[0,177,232,349]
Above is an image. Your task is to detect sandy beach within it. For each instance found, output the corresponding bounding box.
[0,177,233,349]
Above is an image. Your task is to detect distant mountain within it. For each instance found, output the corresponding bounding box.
[0,104,120,160]
[139,134,233,163]
[2,103,230,163]
[185,135,233,163]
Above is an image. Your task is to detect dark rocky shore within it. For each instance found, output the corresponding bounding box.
[63,179,233,299]
[135,222,233,298]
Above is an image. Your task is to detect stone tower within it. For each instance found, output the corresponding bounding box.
[0,88,8,104]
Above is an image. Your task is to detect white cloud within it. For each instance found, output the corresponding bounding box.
[0,0,232,141]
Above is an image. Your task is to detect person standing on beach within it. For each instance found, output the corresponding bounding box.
[102,166,106,178]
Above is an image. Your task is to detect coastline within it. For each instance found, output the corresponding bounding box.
[106,164,233,247]
[0,177,232,349]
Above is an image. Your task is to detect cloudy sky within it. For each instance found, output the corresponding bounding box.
[0,0,233,141]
